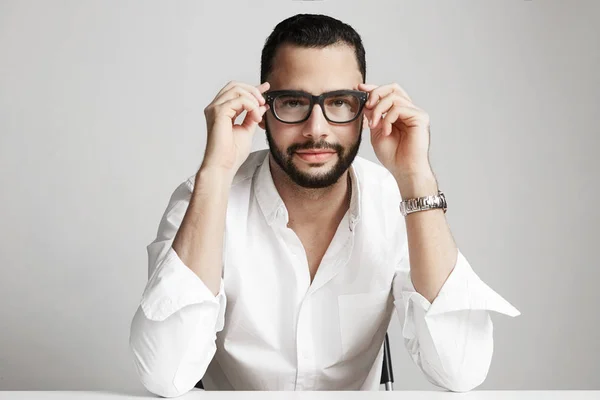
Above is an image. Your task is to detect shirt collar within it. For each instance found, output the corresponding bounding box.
[254,151,361,231]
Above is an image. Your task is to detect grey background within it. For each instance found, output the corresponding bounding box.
[1,0,598,392]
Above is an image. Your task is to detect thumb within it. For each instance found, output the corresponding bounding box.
[240,105,268,132]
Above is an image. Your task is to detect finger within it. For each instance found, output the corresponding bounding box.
[236,81,270,105]
[231,82,269,106]
[217,95,263,122]
[358,83,378,91]
[362,107,378,128]
[365,85,394,109]
[215,81,269,106]
[215,87,260,108]
[240,104,268,130]
[357,83,378,107]
[370,94,397,128]
[237,101,268,125]
[213,80,237,101]
[382,105,422,135]
[381,107,403,136]
[366,84,412,108]
[372,93,417,128]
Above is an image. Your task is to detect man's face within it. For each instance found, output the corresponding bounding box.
[259,44,365,189]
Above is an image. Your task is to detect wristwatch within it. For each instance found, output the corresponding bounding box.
[399,190,447,217]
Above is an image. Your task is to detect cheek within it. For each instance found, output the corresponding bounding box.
[268,125,299,151]
[339,123,362,144]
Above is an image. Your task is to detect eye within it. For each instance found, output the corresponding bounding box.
[283,100,302,108]
[277,96,309,108]
[327,96,354,108]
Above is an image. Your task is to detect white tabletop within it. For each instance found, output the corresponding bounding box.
[0,391,598,399]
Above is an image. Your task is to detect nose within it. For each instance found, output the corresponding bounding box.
[302,104,329,140]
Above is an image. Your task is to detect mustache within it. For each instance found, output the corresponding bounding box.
[287,141,342,155]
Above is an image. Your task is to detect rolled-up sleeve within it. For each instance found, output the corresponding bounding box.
[129,177,227,398]
[140,245,226,328]
[392,244,520,393]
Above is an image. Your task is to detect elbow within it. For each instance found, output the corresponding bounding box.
[421,350,490,393]
[138,374,187,398]
[129,308,193,398]
[129,338,192,398]
[140,378,190,398]
[421,360,488,393]
[441,371,487,393]
[436,355,490,393]
[128,294,221,397]
[432,313,493,392]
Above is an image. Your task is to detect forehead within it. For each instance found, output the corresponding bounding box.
[268,43,363,94]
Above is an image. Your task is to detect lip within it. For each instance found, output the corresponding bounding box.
[296,151,336,162]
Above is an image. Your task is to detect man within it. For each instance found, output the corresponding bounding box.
[129,13,520,396]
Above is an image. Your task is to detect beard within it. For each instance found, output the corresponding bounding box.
[264,119,363,189]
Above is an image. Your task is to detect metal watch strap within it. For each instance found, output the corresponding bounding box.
[399,190,447,216]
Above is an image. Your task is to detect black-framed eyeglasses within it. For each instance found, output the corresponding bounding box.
[263,89,368,124]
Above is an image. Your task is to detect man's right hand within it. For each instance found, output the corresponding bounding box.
[201,81,270,178]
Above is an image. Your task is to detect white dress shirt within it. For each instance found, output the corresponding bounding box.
[129,149,520,397]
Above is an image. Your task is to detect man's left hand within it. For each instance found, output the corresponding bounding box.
[358,82,433,181]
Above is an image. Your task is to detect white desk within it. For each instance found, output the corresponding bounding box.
[0,391,598,399]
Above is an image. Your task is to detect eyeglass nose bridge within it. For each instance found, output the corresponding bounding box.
[305,93,331,121]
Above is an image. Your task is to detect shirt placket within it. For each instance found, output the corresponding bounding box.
[295,297,317,390]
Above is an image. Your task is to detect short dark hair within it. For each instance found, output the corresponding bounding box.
[260,14,366,85]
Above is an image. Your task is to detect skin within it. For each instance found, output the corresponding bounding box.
[258,43,366,232]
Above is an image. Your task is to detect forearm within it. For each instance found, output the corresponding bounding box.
[396,171,458,303]
[172,166,232,296]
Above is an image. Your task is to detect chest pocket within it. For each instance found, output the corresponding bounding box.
[337,288,393,360]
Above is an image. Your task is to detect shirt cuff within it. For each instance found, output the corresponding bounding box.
[140,246,226,330]
[400,249,521,318]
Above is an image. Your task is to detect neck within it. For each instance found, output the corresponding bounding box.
[268,155,352,228]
